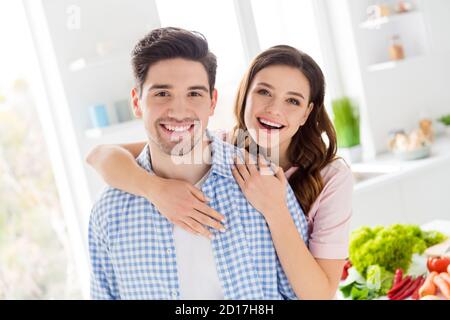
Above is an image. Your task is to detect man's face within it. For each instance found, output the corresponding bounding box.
[132,58,217,156]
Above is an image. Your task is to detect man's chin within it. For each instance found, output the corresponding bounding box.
[159,139,195,156]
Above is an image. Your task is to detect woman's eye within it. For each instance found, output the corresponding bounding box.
[257,89,271,96]
[287,98,300,106]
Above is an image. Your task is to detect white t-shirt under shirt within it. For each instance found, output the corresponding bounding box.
[173,168,224,300]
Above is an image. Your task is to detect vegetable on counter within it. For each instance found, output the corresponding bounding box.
[389,275,424,300]
[349,224,447,277]
[341,260,352,281]
[427,256,450,273]
[339,264,394,300]
[433,274,450,299]
[419,272,438,298]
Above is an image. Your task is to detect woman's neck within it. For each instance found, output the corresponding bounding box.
[260,140,292,171]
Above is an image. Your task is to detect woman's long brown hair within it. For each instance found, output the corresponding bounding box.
[232,45,338,215]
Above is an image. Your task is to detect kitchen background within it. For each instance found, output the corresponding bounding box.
[0,0,449,299]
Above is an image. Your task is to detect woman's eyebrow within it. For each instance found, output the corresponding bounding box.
[257,82,305,100]
[287,91,305,100]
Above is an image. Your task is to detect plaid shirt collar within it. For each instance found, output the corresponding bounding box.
[136,129,237,179]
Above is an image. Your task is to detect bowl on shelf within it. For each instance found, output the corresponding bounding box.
[393,145,431,161]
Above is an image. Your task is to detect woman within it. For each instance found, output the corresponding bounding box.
[86,45,353,299]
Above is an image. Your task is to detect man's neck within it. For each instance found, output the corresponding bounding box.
[148,138,212,185]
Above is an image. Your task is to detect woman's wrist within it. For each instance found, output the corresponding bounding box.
[263,203,290,226]
[133,169,163,202]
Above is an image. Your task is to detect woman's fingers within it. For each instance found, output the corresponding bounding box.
[231,164,245,189]
[242,149,258,175]
[275,165,287,184]
[193,211,226,233]
[257,155,273,176]
[234,155,250,180]
[195,200,226,224]
[189,185,211,203]
[182,217,213,239]
[177,220,201,237]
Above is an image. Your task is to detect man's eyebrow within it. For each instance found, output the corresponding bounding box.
[148,84,172,91]
[257,82,305,100]
[188,85,209,93]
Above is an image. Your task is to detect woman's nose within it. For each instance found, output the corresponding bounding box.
[264,100,282,115]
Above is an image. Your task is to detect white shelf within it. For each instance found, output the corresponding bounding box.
[359,11,421,30]
[367,55,426,72]
[85,119,142,139]
[69,53,129,73]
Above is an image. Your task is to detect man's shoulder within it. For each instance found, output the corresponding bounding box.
[90,186,139,223]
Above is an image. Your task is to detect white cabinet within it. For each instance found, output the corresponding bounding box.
[352,136,450,229]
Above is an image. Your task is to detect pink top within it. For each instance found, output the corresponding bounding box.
[284,160,353,260]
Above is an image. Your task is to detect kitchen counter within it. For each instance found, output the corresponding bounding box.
[351,135,450,195]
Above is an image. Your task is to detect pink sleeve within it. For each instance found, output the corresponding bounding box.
[308,163,353,260]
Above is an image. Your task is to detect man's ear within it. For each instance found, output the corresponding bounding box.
[131,87,142,118]
[300,102,314,126]
[210,89,218,116]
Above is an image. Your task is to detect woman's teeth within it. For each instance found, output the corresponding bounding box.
[258,118,284,129]
[162,124,192,132]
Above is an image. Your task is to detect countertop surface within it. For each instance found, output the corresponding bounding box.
[352,135,450,194]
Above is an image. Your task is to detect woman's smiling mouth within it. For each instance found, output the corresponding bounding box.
[256,117,286,131]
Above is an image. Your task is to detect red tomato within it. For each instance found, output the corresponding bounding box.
[427,256,450,273]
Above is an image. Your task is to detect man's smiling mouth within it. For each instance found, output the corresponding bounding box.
[160,124,194,132]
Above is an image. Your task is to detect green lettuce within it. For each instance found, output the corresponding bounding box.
[349,224,447,276]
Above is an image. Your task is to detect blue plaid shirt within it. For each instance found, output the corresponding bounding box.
[89,131,309,300]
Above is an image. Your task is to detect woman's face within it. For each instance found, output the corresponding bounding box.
[244,65,313,154]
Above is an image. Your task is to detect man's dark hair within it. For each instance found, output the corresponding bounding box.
[131,27,217,98]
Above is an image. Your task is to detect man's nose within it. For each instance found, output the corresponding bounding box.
[167,97,191,119]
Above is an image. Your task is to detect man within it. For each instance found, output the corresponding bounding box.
[89,27,308,299]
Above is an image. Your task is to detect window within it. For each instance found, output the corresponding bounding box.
[155,0,248,131]
[0,0,82,299]
[251,0,325,66]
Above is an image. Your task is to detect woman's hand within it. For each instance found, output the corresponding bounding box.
[231,151,288,221]
[148,176,226,239]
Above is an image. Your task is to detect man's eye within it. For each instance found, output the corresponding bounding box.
[155,91,169,97]
[257,89,271,96]
[287,98,300,106]
[189,91,202,97]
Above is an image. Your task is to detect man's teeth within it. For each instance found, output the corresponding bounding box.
[259,118,283,129]
[162,124,192,132]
